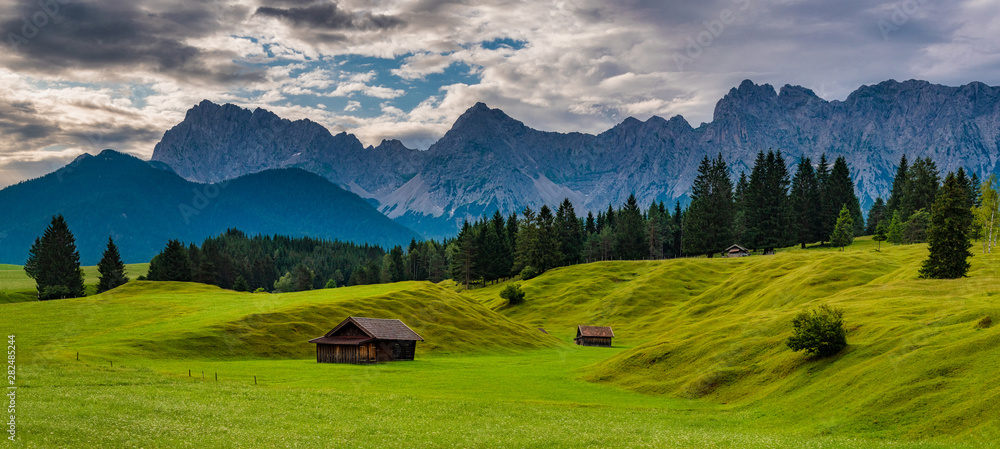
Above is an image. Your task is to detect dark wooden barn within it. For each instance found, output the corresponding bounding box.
[574,325,614,347]
[309,317,424,364]
[725,244,750,258]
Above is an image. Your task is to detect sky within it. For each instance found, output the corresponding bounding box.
[1,0,999,187]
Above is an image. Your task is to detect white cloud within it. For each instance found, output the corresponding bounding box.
[344,100,362,111]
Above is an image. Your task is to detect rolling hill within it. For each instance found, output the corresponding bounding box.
[0,150,422,265]
[465,240,1000,439]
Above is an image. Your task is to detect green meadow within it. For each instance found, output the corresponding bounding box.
[3,239,999,447]
[0,263,148,303]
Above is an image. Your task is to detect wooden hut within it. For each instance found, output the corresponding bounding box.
[574,325,614,347]
[309,317,424,364]
[725,244,750,257]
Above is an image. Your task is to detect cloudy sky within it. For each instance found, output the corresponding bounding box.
[1,0,998,187]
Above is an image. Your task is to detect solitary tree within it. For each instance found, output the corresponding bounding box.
[830,206,855,251]
[24,215,86,300]
[96,237,129,293]
[873,220,888,252]
[919,172,974,279]
[786,305,848,357]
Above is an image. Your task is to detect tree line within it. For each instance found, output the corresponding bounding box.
[23,153,1000,298]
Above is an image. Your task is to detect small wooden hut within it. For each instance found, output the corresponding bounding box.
[574,325,614,347]
[725,244,750,257]
[309,317,424,364]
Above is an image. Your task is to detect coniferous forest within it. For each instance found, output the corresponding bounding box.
[37,151,998,295]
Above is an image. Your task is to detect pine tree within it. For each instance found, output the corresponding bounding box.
[732,172,749,246]
[233,275,249,292]
[682,155,734,257]
[585,211,597,236]
[746,151,792,252]
[556,199,584,265]
[491,212,512,280]
[96,237,129,293]
[291,263,315,291]
[828,156,864,236]
[885,154,909,219]
[873,220,888,251]
[147,239,192,282]
[616,194,646,260]
[901,157,940,220]
[887,210,903,244]
[919,172,974,279]
[535,205,561,271]
[513,208,536,274]
[864,197,887,236]
[830,205,855,251]
[790,157,819,248]
[646,200,667,259]
[815,154,835,244]
[24,215,86,300]
[672,203,683,257]
[451,220,477,289]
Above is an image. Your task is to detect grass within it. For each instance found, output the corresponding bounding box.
[0,262,148,302]
[3,238,999,447]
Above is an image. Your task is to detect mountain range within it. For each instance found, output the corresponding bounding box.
[152,79,1000,239]
[0,150,420,265]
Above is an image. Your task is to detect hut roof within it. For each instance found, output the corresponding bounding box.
[577,325,614,338]
[307,335,373,345]
[323,317,424,341]
[725,244,749,252]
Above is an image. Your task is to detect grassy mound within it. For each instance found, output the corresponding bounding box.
[465,240,1000,438]
[5,280,560,362]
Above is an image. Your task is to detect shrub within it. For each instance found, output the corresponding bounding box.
[500,283,525,306]
[253,287,267,293]
[786,305,847,357]
[520,265,540,280]
[976,316,993,329]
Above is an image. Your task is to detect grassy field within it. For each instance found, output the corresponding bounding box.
[0,262,147,303]
[2,239,999,447]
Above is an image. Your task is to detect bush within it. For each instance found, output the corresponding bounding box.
[500,283,525,306]
[253,287,267,293]
[976,316,993,329]
[520,265,540,280]
[786,305,847,357]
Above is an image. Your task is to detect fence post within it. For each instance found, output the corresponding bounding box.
[189,369,191,377]
[254,375,257,385]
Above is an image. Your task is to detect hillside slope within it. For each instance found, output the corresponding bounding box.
[465,241,1000,438]
[3,280,561,362]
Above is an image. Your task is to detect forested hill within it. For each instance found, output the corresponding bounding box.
[0,150,421,265]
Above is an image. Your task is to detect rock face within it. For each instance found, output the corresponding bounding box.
[152,80,1000,239]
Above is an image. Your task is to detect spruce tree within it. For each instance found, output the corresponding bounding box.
[873,220,888,251]
[147,239,192,282]
[919,172,974,279]
[682,155,734,257]
[885,154,909,219]
[491,212,512,280]
[233,275,250,292]
[828,156,864,236]
[450,220,477,289]
[732,172,749,246]
[887,210,903,244]
[746,151,792,252]
[96,237,129,293]
[616,194,646,260]
[864,197,887,236]
[901,157,940,220]
[790,157,819,248]
[556,199,584,265]
[830,205,855,251]
[672,202,684,257]
[815,154,835,244]
[535,205,561,271]
[24,215,86,300]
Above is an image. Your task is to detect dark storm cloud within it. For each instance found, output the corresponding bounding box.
[254,2,406,31]
[0,0,265,83]
[0,102,60,141]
